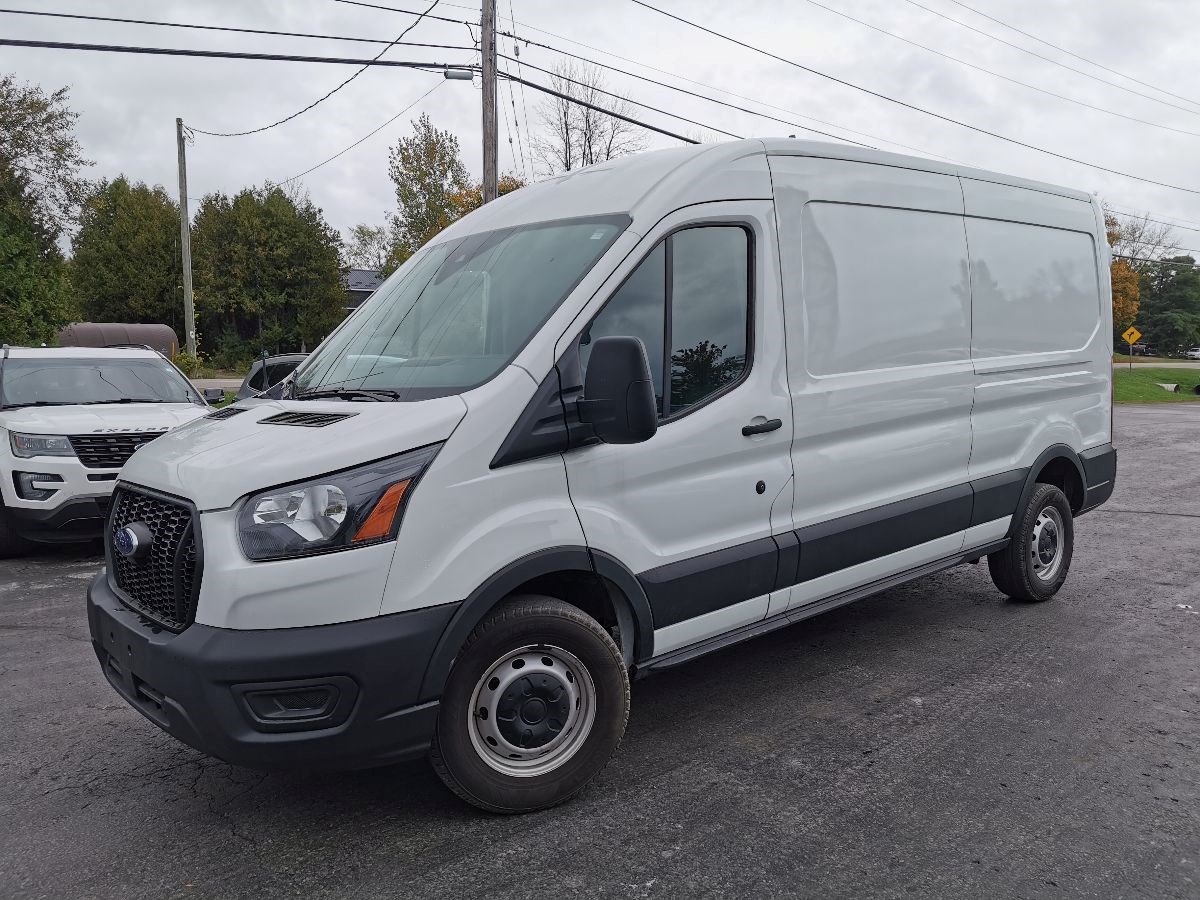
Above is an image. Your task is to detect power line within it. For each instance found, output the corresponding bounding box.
[1114,254,1200,269]
[507,0,535,177]
[942,0,1200,110]
[899,0,1200,119]
[280,80,445,184]
[0,38,469,71]
[0,36,698,148]
[190,0,444,137]
[510,56,834,145]
[330,0,473,30]
[511,58,745,141]
[626,0,1200,198]
[1107,207,1200,236]
[500,72,697,144]
[799,0,1200,139]
[345,0,942,155]
[0,7,473,53]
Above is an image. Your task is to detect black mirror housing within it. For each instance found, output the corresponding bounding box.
[202,388,226,404]
[577,336,658,444]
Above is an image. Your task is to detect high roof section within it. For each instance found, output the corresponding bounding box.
[435,138,1094,243]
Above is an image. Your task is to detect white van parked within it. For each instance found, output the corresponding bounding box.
[0,346,212,554]
[87,140,1116,813]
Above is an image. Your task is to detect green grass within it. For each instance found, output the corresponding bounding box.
[1113,353,1182,364]
[1114,367,1200,403]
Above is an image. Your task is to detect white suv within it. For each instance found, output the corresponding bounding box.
[1186,347,1200,360]
[0,346,211,554]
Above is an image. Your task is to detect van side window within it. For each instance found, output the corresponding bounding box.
[582,225,751,419]
[669,227,749,412]
[582,243,666,414]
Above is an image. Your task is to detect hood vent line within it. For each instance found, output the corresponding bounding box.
[206,406,248,420]
[260,410,359,427]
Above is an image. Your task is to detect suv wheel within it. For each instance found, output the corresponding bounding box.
[988,483,1074,602]
[430,595,629,813]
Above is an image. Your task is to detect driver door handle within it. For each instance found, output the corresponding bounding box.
[741,418,783,436]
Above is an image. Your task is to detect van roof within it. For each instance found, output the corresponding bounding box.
[438,138,1094,239]
[2,346,164,360]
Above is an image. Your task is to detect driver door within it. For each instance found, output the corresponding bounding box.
[560,202,794,656]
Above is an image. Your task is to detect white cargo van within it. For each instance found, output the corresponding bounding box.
[0,346,212,554]
[87,140,1116,813]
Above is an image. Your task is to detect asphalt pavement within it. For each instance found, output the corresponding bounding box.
[1,405,1197,900]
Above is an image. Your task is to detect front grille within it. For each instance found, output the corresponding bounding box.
[108,486,200,632]
[69,432,164,468]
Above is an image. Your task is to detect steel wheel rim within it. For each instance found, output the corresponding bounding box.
[467,644,596,777]
[1030,505,1065,582]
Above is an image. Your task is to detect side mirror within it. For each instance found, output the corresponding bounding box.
[202,388,226,404]
[577,336,658,444]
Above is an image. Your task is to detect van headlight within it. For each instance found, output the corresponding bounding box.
[10,433,75,458]
[237,444,441,561]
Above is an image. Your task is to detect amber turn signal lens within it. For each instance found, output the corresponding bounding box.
[352,480,411,542]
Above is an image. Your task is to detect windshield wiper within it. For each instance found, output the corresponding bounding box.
[0,398,178,409]
[294,387,402,402]
[0,400,74,410]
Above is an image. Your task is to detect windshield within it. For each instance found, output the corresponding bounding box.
[293,214,629,400]
[0,357,200,408]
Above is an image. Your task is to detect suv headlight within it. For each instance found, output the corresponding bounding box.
[237,444,441,561]
[10,433,75,458]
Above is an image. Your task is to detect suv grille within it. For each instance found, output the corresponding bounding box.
[108,486,201,632]
[69,432,165,469]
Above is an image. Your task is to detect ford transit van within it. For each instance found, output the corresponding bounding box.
[87,140,1116,813]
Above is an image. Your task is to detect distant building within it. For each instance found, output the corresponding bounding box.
[344,269,384,312]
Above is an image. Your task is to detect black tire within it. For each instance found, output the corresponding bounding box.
[988,483,1074,602]
[0,503,34,559]
[430,595,629,814]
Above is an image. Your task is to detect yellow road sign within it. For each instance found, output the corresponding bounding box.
[1122,326,1142,344]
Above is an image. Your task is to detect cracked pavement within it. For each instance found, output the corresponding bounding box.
[1,405,1197,899]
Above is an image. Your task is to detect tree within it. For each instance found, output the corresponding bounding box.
[532,62,646,176]
[0,74,92,237]
[1110,258,1140,340]
[384,116,525,270]
[1103,206,1179,274]
[1137,256,1200,353]
[387,114,470,262]
[0,160,75,344]
[191,184,345,366]
[344,224,391,273]
[71,177,181,332]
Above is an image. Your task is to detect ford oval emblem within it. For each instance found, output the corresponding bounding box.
[114,522,152,561]
[114,526,139,558]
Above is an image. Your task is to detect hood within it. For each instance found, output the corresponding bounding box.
[0,403,209,435]
[119,396,469,510]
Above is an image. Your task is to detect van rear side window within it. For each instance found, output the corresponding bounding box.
[800,203,970,374]
[966,218,1099,357]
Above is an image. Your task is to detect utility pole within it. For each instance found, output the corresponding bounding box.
[481,0,498,203]
[175,117,197,357]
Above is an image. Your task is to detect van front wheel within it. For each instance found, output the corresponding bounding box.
[430,595,629,813]
[988,483,1074,602]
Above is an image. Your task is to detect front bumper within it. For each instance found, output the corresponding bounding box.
[87,573,459,770]
[5,494,113,542]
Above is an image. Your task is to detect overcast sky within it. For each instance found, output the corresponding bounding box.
[3,0,1198,251]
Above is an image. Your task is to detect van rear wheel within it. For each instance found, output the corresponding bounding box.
[987,483,1074,602]
[430,595,629,813]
